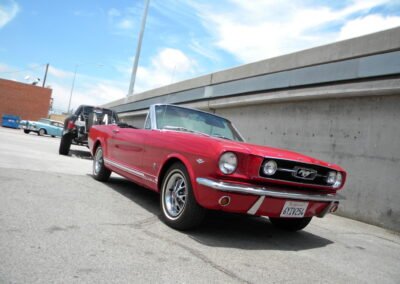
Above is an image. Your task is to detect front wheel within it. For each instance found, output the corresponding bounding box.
[59,134,72,155]
[23,130,30,134]
[160,163,205,230]
[38,128,46,136]
[93,145,111,182]
[269,217,312,232]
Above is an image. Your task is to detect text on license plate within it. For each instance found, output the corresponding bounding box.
[280,201,309,218]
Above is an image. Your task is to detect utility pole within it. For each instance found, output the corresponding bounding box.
[67,65,78,114]
[42,63,49,87]
[128,0,150,96]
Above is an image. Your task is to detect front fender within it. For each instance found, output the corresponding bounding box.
[158,153,203,202]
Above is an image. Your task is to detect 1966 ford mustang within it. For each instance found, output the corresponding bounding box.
[89,104,346,231]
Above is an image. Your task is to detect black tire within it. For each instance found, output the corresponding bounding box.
[38,128,46,136]
[51,135,55,138]
[160,162,205,230]
[23,130,30,134]
[59,134,72,155]
[269,217,312,232]
[92,145,111,182]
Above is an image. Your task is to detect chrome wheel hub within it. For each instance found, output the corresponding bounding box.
[164,172,187,217]
[94,148,103,174]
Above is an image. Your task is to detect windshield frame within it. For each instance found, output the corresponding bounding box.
[148,104,245,142]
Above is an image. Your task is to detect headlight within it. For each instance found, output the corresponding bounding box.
[327,171,343,188]
[327,171,336,185]
[334,172,343,188]
[263,160,277,176]
[219,152,237,174]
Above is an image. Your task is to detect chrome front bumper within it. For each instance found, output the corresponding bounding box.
[196,178,345,203]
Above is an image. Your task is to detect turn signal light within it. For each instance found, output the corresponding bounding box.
[219,196,231,206]
[330,202,339,213]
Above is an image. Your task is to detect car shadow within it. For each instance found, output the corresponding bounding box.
[101,175,334,251]
[69,149,92,160]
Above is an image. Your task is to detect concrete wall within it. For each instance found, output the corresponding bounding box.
[215,94,400,231]
[0,78,52,121]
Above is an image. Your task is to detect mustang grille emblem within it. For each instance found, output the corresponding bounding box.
[292,167,317,180]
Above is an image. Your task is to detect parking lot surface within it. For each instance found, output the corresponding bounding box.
[0,127,399,283]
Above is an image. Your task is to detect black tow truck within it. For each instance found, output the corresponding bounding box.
[59,105,119,155]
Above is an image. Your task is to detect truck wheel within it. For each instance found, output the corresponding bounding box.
[93,145,111,181]
[160,162,205,230]
[38,128,46,136]
[59,134,72,155]
[269,217,312,232]
[23,130,30,134]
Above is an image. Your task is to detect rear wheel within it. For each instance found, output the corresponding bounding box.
[93,145,111,182]
[59,134,72,155]
[269,217,312,232]
[23,130,30,134]
[38,128,46,136]
[160,163,205,230]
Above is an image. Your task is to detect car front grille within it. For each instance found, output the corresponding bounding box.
[259,158,335,187]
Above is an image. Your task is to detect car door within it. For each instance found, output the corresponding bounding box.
[56,123,63,136]
[108,126,145,178]
[48,122,58,136]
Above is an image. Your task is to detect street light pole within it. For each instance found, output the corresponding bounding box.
[67,63,103,114]
[128,0,150,96]
[42,63,49,87]
[67,64,78,114]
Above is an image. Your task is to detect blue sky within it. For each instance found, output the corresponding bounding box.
[1,0,399,113]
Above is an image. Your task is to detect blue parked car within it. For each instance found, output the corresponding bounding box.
[21,118,64,137]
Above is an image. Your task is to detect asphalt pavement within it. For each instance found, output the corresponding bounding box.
[0,126,399,283]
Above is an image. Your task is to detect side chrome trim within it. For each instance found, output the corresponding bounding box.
[247,196,265,215]
[104,158,157,184]
[196,178,345,202]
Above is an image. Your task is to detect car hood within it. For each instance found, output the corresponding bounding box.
[160,130,343,171]
[214,138,342,170]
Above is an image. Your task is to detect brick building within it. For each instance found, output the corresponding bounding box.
[0,78,52,121]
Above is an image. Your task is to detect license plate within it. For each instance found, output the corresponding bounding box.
[280,201,309,218]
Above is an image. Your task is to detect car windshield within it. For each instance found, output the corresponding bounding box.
[155,105,244,142]
[82,106,94,116]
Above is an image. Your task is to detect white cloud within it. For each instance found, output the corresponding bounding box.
[107,6,141,34]
[0,62,127,113]
[0,0,19,28]
[338,14,400,40]
[108,8,120,18]
[47,66,73,79]
[117,19,134,30]
[48,71,127,113]
[0,63,12,72]
[189,39,220,62]
[189,0,397,63]
[73,10,95,17]
[134,48,196,92]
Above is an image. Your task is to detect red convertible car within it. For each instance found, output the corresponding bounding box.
[89,104,346,231]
